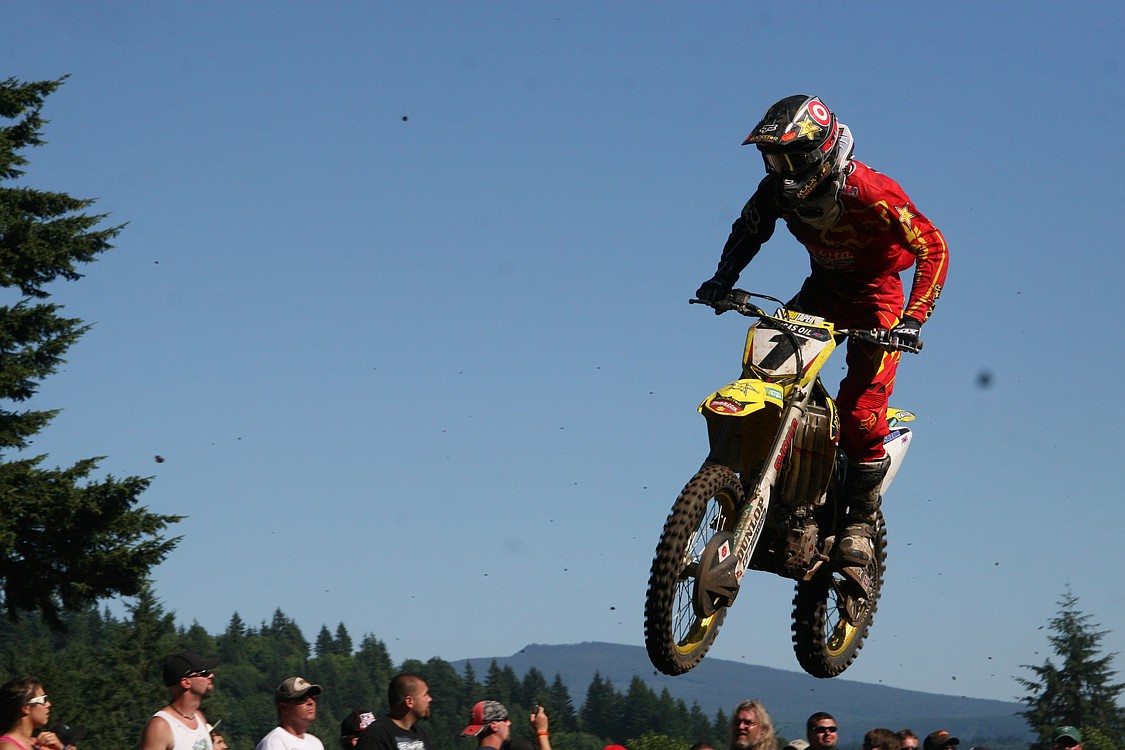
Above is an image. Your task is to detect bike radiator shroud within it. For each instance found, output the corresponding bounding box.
[702,382,838,506]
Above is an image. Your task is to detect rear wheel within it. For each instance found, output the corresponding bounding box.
[791,513,886,678]
[644,464,742,675]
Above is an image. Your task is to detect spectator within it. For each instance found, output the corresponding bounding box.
[921,732,958,750]
[806,713,838,750]
[729,700,777,750]
[357,674,433,750]
[0,677,64,750]
[340,711,376,750]
[461,701,511,749]
[862,729,900,750]
[1051,727,1082,750]
[897,730,919,750]
[208,723,228,750]
[140,651,219,750]
[255,677,324,750]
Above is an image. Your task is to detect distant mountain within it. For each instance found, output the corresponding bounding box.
[451,642,1029,745]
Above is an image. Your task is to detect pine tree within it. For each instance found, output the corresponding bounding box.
[579,672,622,741]
[546,672,578,733]
[315,625,335,657]
[355,633,395,710]
[521,666,549,709]
[334,622,354,655]
[621,675,660,741]
[0,75,181,624]
[1016,588,1125,750]
[484,659,520,706]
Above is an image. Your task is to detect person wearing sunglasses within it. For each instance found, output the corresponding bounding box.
[256,677,325,750]
[140,650,220,750]
[0,677,65,750]
[461,700,513,750]
[805,713,838,750]
[896,729,919,750]
[728,699,777,750]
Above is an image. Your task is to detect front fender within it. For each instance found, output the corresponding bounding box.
[699,379,785,416]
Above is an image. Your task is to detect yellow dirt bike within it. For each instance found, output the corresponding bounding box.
[643,290,919,678]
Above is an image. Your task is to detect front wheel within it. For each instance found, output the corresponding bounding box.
[790,513,886,678]
[644,464,742,675]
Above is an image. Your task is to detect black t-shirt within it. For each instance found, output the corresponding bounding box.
[356,717,430,750]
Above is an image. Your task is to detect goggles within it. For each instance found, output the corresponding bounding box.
[761,149,823,177]
[759,119,839,178]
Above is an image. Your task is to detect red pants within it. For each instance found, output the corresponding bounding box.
[793,276,903,463]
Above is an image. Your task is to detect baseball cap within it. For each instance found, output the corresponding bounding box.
[341,710,376,736]
[923,731,960,750]
[783,741,810,750]
[161,650,219,686]
[1052,727,1083,744]
[275,676,323,703]
[461,700,509,737]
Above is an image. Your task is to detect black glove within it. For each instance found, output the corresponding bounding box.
[888,316,922,352]
[695,276,732,303]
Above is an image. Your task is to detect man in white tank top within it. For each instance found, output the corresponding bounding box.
[139,651,219,750]
[255,677,325,750]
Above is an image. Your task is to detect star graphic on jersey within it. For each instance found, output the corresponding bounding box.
[797,116,822,141]
[896,204,916,227]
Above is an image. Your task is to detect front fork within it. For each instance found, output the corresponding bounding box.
[703,389,816,586]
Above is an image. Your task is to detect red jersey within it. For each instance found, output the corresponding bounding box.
[713,160,948,324]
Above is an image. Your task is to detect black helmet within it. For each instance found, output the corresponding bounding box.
[743,95,843,202]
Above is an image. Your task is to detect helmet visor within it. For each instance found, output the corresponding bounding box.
[761,149,822,178]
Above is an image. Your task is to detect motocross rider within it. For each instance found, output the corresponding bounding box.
[696,95,948,572]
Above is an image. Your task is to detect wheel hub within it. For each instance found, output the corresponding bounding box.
[693,531,741,617]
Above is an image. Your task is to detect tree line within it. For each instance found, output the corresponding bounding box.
[0,589,729,750]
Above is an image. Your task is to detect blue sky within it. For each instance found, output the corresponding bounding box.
[5,2,1125,705]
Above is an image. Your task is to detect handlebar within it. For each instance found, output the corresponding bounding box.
[691,290,922,354]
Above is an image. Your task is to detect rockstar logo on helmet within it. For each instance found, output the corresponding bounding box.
[796,116,821,141]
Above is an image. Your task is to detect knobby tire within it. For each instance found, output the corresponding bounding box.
[644,464,742,675]
[790,513,887,678]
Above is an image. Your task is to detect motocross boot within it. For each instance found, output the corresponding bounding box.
[836,455,891,566]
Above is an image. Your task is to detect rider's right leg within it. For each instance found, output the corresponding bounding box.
[836,455,890,565]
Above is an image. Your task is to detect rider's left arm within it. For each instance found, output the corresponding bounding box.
[895,199,949,326]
